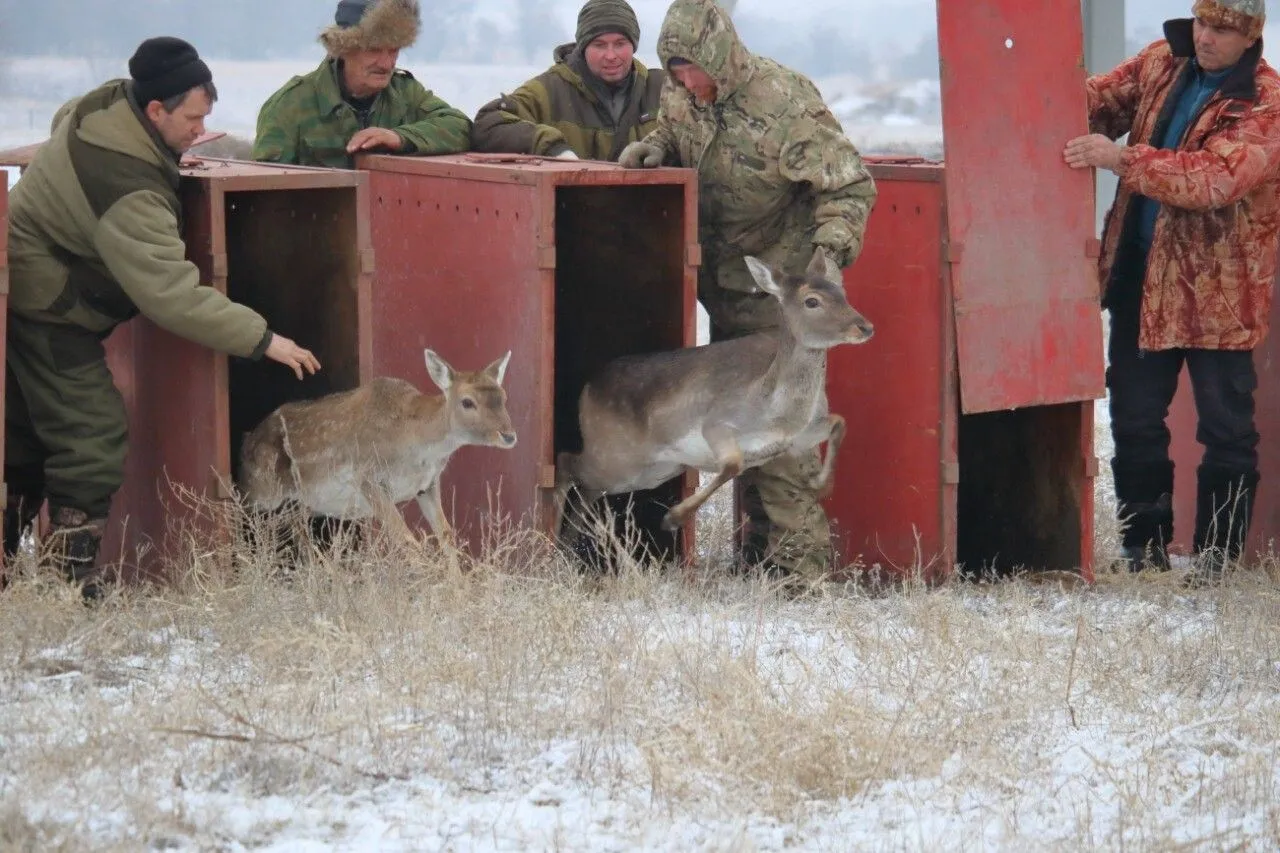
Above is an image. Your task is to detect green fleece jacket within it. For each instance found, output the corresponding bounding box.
[252,60,471,169]
[471,43,664,161]
[7,80,271,358]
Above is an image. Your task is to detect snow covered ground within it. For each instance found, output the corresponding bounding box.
[2,535,1278,851]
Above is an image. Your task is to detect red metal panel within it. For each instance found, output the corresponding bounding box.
[360,153,699,549]
[831,162,955,577]
[938,0,1105,413]
[98,182,230,579]
[366,165,551,537]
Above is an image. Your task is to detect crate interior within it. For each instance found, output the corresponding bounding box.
[223,187,362,481]
[957,403,1088,577]
[553,184,689,562]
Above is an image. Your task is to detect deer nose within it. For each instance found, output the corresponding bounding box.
[498,431,517,447]
[850,319,874,343]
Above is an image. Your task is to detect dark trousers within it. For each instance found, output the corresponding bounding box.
[1107,302,1259,475]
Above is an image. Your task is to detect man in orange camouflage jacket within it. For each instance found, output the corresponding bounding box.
[1064,0,1280,581]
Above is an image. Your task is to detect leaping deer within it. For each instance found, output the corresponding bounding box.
[554,247,873,538]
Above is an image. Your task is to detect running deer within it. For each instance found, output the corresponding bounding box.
[238,349,517,544]
[554,247,874,536]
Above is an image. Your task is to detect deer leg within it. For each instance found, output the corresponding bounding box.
[359,480,417,547]
[810,415,846,500]
[550,451,580,541]
[661,425,743,531]
[414,480,454,545]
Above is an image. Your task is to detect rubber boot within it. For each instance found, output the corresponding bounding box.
[1112,459,1174,572]
[47,506,107,601]
[1191,465,1259,585]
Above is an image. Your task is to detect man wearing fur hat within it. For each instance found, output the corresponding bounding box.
[253,0,471,168]
[471,0,664,161]
[1064,0,1280,582]
[5,37,321,598]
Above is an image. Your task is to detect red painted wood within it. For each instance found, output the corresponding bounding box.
[938,0,1105,414]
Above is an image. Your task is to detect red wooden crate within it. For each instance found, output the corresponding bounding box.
[359,152,699,559]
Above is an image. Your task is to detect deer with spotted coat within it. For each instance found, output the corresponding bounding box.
[238,349,517,545]
[553,248,873,539]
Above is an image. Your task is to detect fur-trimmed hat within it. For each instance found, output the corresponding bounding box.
[1193,0,1266,39]
[319,0,420,56]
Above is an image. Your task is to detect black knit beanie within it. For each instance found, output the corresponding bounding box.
[129,37,213,106]
[576,0,641,49]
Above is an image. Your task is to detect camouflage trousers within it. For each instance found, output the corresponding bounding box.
[4,316,127,521]
[705,286,834,580]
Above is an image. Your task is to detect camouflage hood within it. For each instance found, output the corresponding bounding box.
[656,0,756,100]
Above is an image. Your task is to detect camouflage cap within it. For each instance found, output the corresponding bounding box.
[1193,0,1266,39]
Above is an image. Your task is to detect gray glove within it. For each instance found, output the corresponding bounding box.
[619,141,664,169]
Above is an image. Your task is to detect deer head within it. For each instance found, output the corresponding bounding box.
[743,248,874,347]
[424,349,518,448]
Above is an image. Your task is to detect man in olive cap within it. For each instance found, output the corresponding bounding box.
[471,0,665,161]
[1065,0,1280,582]
[253,0,471,168]
[5,36,320,597]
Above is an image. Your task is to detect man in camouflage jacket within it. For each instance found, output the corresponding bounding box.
[619,0,878,580]
[5,37,320,596]
[471,0,665,162]
[1065,0,1280,580]
[252,0,470,169]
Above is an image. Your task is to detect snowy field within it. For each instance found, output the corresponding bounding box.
[3,57,1278,853]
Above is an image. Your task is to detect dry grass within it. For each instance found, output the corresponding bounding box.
[0,481,1278,850]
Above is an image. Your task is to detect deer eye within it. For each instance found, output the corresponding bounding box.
[461,397,477,410]
[804,296,821,309]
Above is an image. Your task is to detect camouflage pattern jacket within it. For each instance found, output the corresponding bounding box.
[471,43,664,161]
[252,59,471,169]
[1090,20,1280,351]
[643,0,876,294]
[8,80,270,358]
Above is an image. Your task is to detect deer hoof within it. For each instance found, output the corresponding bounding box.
[661,510,684,532]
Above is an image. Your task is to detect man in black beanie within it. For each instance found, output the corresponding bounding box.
[4,36,321,598]
[471,0,665,161]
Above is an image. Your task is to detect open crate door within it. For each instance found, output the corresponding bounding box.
[938,0,1104,413]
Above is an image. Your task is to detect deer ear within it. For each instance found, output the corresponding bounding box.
[808,246,842,283]
[744,255,783,297]
[424,348,454,392]
[485,350,512,385]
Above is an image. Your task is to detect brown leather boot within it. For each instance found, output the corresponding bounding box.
[46,506,107,600]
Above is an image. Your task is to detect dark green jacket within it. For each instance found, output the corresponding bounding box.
[7,80,271,358]
[252,59,471,169]
[471,44,664,161]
